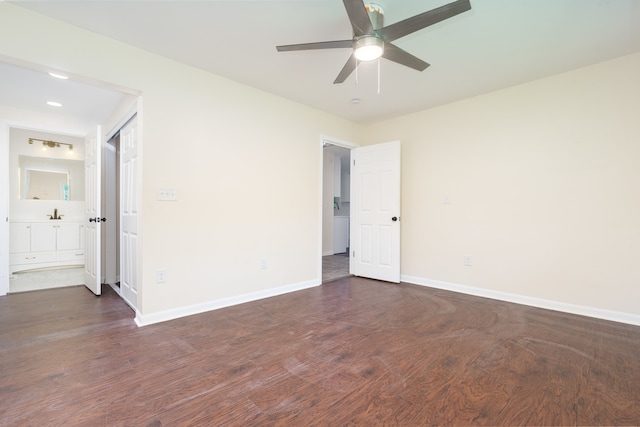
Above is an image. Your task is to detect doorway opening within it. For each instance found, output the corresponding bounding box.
[0,58,140,299]
[6,127,86,293]
[103,132,120,292]
[321,138,355,283]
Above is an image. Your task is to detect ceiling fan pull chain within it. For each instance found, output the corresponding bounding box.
[377,58,381,94]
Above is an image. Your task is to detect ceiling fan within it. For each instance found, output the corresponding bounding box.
[276,0,471,84]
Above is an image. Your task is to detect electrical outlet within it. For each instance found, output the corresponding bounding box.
[464,256,472,266]
[443,194,451,205]
[156,269,167,283]
[260,258,268,270]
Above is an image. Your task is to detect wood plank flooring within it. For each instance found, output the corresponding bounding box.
[1,278,640,426]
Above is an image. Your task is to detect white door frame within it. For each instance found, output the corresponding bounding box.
[318,135,358,283]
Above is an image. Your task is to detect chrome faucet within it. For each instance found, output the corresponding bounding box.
[48,208,63,220]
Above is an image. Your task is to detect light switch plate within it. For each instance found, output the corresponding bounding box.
[157,188,177,201]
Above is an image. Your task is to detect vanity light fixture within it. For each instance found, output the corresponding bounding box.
[29,138,73,152]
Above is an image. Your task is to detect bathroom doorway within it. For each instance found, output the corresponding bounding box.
[7,127,86,293]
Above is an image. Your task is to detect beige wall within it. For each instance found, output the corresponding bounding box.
[0,4,362,318]
[363,52,640,317]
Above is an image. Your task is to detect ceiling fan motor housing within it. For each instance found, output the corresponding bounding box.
[353,3,385,61]
[364,3,384,29]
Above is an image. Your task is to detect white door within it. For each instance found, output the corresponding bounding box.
[84,125,102,295]
[350,140,401,283]
[120,116,138,309]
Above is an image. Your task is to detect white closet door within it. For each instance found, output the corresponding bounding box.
[120,116,139,310]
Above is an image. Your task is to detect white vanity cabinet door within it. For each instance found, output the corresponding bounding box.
[56,222,85,263]
[30,223,57,252]
[9,221,85,273]
[57,223,82,251]
[9,223,31,253]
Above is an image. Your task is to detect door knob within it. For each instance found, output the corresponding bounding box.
[392,216,398,222]
[89,217,107,223]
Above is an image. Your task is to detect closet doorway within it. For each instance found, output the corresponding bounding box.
[102,113,138,310]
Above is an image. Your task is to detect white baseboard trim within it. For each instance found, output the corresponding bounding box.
[401,275,640,327]
[134,279,321,327]
[322,251,334,256]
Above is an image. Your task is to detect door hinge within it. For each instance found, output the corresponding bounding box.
[353,159,356,166]
[352,250,355,257]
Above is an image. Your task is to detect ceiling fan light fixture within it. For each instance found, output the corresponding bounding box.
[354,36,384,62]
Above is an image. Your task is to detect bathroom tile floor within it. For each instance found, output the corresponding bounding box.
[9,267,84,293]
[322,253,350,283]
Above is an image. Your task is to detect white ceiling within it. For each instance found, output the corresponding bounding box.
[0,59,130,135]
[3,0,640,130]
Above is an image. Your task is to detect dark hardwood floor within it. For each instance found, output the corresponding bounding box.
[1,278,640,426]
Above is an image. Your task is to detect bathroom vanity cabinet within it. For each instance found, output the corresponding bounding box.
[9,220,85,273]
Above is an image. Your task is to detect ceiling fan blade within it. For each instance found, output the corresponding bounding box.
[382,43,430,71]
[378,0,471,42]
[343,0,373,36]
[276,40,353,52]
[333,54,357,84]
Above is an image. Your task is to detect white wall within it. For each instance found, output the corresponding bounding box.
[0,3,362,320]
[363,52,640,319]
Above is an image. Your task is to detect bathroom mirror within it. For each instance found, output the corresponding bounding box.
[19,155,84,201]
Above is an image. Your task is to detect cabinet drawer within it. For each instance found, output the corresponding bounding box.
[57,250,85,263]
[10,252,57,265]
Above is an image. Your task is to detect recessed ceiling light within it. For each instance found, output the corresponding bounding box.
[46,101,63,107]
[351,98,361,104]
[48,72,69,80]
